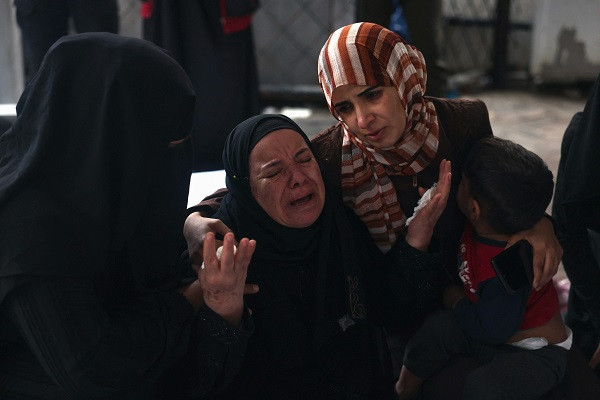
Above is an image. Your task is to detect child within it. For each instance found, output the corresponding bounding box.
[396,137,571,400]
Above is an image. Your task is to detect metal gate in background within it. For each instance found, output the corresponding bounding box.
[252,0,535,96]
[444,0,534,87]
[0,0,537,105]
[252,0,356,100]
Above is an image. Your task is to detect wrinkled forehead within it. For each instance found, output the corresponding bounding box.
[249,128,311,165]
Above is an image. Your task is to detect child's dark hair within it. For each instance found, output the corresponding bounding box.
[463,137,554,234]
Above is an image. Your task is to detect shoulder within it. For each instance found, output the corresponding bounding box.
[311,123,343,154]
[429,96,489,114]
[311,123,343,186]
[428,97,493,137]
[428,97,494,165]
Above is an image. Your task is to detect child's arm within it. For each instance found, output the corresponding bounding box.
[451,277,529,344]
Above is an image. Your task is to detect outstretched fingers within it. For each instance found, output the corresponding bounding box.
[438,159,452,198]
[236,238,257,272]
[201,231,218,276]
[422,160,452,220]
[218,232,237,272]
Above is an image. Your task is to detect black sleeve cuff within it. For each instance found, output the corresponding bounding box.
[197,306,254,344]
[386,238,441,271]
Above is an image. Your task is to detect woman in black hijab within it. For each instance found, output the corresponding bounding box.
[0,33,252,399]
[209,114,403,399]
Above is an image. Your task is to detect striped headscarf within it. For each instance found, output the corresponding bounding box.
[318,22,439,252]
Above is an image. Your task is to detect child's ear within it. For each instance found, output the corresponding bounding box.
[470,198,482,222]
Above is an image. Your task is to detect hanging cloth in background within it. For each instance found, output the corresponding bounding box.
[390,0,412,42]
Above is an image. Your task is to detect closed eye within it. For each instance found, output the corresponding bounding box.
[294,148,313,164]
[263,169,282,179]
[334,102,352,116]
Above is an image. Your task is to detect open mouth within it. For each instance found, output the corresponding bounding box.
[290,193,313,207]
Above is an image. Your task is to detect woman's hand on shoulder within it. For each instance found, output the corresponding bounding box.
[199,232,257,327]
[405,159,452,251]
[184,212,233,271]
[507,217,562,290]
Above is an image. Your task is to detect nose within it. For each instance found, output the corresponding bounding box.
[288,166,307,188]
[355,104,374,130]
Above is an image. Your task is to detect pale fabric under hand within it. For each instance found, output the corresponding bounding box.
[405,183,438,227]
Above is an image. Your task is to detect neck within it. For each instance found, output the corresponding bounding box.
[471,221,510,242]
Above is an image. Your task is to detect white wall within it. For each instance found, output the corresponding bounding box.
[0,1,24,104]
[530,0,600,83]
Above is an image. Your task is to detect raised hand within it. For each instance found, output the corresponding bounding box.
[405,159,452,251]
[199,232,257,326]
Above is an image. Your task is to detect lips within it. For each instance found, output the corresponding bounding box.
[290,193,313,207]
[364,128,384,141]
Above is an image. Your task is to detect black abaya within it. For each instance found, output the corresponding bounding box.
[210,114,397,399]
[0,33,250,399]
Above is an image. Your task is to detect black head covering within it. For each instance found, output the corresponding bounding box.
[215,114,367,334]
[0,33,195,304]
[216,114,321,262]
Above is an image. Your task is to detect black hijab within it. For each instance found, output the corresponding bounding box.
[0,33,195,305]
[215,114,321,263]
[215,114,367,331]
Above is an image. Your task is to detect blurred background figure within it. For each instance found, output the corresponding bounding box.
[14,0,119,84]
[356,0,447,97]
[141,0,261,172]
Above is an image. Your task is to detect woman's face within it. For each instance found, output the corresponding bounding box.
[331,85,407,149]
[249,129,326,228]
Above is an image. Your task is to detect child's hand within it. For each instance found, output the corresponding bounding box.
[443,284,465,309]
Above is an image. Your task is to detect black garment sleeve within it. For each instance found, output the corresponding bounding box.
[187,188,228,217]
[453,277,528,344]
[380,238,447,328]
[3,277,251,399]
[186,306,254,398]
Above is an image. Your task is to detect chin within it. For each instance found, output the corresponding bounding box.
[288,212,321,228]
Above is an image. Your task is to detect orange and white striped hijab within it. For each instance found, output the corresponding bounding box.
[317,22,439,253]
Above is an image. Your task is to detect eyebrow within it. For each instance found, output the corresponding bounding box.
[262,159,281,170]
[358,86,379,96]
[261,147,310,170]
[332,86,379,108]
